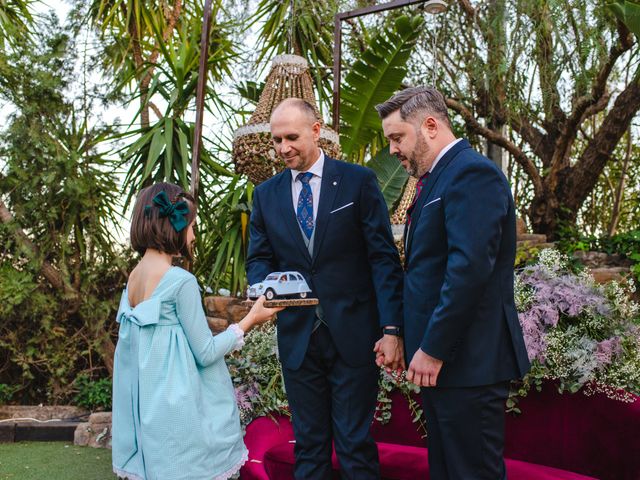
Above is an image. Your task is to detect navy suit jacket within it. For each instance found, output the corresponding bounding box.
[403,140,530,387]
[246,157,404,370]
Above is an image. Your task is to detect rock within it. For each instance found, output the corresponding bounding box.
[204,296,235,317]
[89,412,112,424]
[207,316,229,333]
[227,304,250,324]
[517,233,548,244]
[590,267,629,284]
[516,217,527,236]
[74,422,91,446]
[573,251,633,268]
[74,412,112,449]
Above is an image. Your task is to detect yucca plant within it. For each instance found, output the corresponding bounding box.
[195,177,253,297]
[116,19,237,209]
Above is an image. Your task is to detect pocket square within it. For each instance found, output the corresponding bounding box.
[423,197,441,208]
[330,202,354,214]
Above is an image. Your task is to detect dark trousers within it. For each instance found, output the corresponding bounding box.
[421,381,510,480]
[282,324,380,480]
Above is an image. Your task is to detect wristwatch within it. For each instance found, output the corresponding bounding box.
[382,326,402,337]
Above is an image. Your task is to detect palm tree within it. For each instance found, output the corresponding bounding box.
[0,0,33,48]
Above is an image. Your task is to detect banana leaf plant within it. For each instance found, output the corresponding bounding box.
[339,14,424,162]
[340,14,423,211]
[367,146,408,211]
[607,0,640,41]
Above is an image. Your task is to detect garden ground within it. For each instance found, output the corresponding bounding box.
[0,442,113,479]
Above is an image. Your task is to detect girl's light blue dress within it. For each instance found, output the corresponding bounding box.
[112,266,247,480]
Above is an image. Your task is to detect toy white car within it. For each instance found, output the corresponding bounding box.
[247,272,312,300]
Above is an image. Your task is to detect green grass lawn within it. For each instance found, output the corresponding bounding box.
[0,442,114,479]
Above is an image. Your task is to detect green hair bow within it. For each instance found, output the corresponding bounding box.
[152,191,189,232]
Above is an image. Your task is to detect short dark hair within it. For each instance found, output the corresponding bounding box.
[272,97,319,124]
[375,86,452,128]
[130,182,197,261]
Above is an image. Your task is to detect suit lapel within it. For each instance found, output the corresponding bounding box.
[312,158,341,262]
[277,171,313,264]
[405,139,471,258]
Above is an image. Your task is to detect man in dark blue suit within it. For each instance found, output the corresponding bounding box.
[246,98,404,479]
[376,87,531,480]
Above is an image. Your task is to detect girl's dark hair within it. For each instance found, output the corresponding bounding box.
[130,183,197,261]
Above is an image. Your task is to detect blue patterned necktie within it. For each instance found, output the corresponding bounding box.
[296,172,314,240]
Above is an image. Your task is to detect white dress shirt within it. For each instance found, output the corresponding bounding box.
[429,138,462,173]
[290,149,324,221]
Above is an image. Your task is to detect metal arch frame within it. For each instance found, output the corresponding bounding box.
[192,0,442,199]
[332,0,435,132]
[191,0,214,201]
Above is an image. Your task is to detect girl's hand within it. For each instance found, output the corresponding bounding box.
[238,296,285,333]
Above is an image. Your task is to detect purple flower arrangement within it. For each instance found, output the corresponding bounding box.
[513,249,640,405]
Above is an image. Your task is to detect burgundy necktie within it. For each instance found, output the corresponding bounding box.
[406,172,429,226]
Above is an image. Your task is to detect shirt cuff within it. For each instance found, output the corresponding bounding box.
[227,323,245,350]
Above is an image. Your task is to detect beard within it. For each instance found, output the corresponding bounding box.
[399,132,431,178]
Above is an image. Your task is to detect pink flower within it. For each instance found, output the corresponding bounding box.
[594,337,622,366]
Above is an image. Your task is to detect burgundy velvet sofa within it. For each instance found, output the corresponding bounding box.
[240,385,640,480]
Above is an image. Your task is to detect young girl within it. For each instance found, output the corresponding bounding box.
[112,182,282,480]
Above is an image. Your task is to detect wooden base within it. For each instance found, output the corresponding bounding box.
[243,298,319,308]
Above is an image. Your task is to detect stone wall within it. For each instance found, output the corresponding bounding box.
[74,412,112,449]
[203,296,250,333]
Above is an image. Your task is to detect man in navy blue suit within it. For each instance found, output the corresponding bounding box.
[246,98,404,479]
[376,87,531,480]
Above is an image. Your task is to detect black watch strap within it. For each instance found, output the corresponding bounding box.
[382,326,402,336]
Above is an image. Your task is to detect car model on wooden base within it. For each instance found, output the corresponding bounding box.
[247,272,312,300]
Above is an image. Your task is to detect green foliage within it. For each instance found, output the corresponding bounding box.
[375,371,426,437]
[340,14,424,160]
[0,0,33,49]
[514,242,544,268]
[0,383,19,404]
[607,0,640,41]
[72,374,112,411]
[366,146,408,211]
[0,16,127,404]
[227,323,287,426]
[557,227,640,281]
[116,17,236,208]
[195,178,252,297]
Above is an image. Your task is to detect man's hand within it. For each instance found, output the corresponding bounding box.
[373,335,406,373]
[407,348,443,387]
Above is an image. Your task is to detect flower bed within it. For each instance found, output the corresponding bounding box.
[230,249,640,426]
[511,249,640,409]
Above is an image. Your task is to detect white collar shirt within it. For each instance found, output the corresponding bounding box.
[429,138,462,173]
[290,149,324,221]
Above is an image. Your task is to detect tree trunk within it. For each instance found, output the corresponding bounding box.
[608,129,632,236]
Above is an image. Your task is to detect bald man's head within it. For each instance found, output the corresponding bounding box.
[270,98,322,172]
[271,98,318,126]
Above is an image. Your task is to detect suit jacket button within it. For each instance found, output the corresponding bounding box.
[311,269,317,274]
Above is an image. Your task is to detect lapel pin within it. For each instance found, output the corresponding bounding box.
[333,181,337,186]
